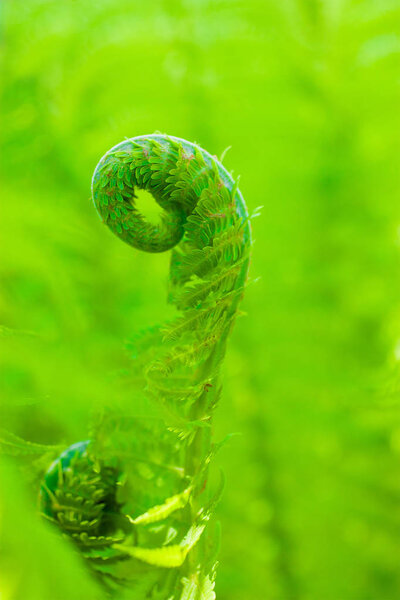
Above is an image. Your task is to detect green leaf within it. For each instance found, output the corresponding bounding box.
[127,485,192,525]
[114,519,206,568]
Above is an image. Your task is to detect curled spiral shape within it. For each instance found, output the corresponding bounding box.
[92,134,251,346]
[40,441,120,531]
[92,133,250,254]
[39,441,129,589]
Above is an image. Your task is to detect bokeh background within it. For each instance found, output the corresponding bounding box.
[1,1,400,599]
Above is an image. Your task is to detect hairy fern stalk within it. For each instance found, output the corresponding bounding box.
[40,134,252,598]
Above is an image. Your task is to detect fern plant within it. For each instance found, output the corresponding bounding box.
[38,133,252,598]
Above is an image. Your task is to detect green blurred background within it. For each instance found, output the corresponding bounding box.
[1,1,400,599]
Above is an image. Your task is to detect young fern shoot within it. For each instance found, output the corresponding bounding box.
[40,134,252,598]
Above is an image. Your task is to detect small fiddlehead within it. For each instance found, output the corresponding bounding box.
[41,134,252,598]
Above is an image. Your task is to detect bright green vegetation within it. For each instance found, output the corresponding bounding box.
[1,1,400,600]
[35,134,252,596]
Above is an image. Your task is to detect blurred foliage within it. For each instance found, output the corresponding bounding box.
[1,0,400,599]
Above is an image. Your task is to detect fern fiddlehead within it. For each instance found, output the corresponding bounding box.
[41,134,252,598]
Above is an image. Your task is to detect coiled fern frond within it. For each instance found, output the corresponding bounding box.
[40,133,252,598]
